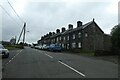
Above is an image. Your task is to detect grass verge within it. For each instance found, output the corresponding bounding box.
[4,45,24,50]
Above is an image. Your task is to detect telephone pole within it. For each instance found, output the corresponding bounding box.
[23,23,26,45]
[17,22,26,47]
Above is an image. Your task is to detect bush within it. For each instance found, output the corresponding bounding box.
[111,25,120,55]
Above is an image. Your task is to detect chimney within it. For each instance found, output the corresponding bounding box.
[77,21,82,27]
[93,18,95,22]
[49,32,52,36]
[52,32,55,35]
[44,34,47,37]
[61,27,66,32]
[46,34,49,37]
[56,29,60,33]
[68,24,73,29]
[41,36,44,40]
[43,35,46,38]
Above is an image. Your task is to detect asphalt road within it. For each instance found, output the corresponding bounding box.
[2,47,118,78]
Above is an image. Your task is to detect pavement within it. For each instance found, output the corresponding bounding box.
[2,47,118,78]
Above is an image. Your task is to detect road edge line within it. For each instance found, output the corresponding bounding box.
[5,49,23,65]
[58,60,86,77]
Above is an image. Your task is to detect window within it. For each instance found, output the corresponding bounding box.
[67,36,69,40]
[64,37,66,41]
[85,33,88,37]
[56,37,58,42]
[72,42,76,48]
[73,34,75,39]
[78,32,81,38]
[59,43,62,46]
[59,37,61,41]
[78,42,81,48]
[62,44,64,48]
[67,44,69,49]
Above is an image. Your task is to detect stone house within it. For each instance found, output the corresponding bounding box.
[38,19,111,52]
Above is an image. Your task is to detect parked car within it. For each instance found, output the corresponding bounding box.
[34,45,39,49]
[42,44,47,50]
[30,45,34,48]
[46,45,50,50]
[38,45,43,50]
[48,44,62,52]
[0,44,9,58]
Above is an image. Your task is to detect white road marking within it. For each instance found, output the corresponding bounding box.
[5,49,23,65]
[35,49,85,77]
[8,60,11,63]
[45,54,53,58]
[58,61,86,77]
[11,58,14,60]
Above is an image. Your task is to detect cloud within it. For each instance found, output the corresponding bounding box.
[1,0,118,43]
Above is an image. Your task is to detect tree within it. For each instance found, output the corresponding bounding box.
[111,24,120,54]
[24,43,28,46]
[19,42,23,45]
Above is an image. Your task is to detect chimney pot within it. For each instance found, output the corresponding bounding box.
[93,18,95,22]
[77,21,82,27]
[68,24,73,29]
[61,27,66,32]
[49,32,52,36]
[52,32,55,35]
[56,29,60,33]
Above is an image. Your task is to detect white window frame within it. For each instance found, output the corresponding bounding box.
[73,34,75,39]
[56,37,58,42]
[67,44,69,49]
[64,36,66,41]
[85,33,88,37]
[62,44,64,48]
[67,36,69,40]
[78,32,81,38]
[78,42,82,48]
[72,42,76,48]
[59,37,61,41]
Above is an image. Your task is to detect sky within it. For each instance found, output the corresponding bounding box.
[0,0,119,44]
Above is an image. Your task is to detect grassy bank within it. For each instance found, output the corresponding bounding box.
[77,52,95,56]
[4,45,24,50]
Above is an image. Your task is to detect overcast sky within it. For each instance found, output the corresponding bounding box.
[0,0,119,43]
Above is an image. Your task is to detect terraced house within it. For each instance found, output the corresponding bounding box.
[38,19,111,52]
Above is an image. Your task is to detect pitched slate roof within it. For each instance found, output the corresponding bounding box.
[40,19,103,40]
[62,20,94,35]
[47,20,94,38]
[50,33,61,38]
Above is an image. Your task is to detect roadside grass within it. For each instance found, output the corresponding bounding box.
[4,45,24,50]
[77,52,95,56]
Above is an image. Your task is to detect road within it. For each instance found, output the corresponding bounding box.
[2,47,118,78]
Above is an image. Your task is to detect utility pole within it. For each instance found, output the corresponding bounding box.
[23,22,26,45]
[17,22,26,48]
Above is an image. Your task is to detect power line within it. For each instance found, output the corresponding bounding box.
[5,0,29,44]
[0,4,22,26]
[7,0,24,23]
